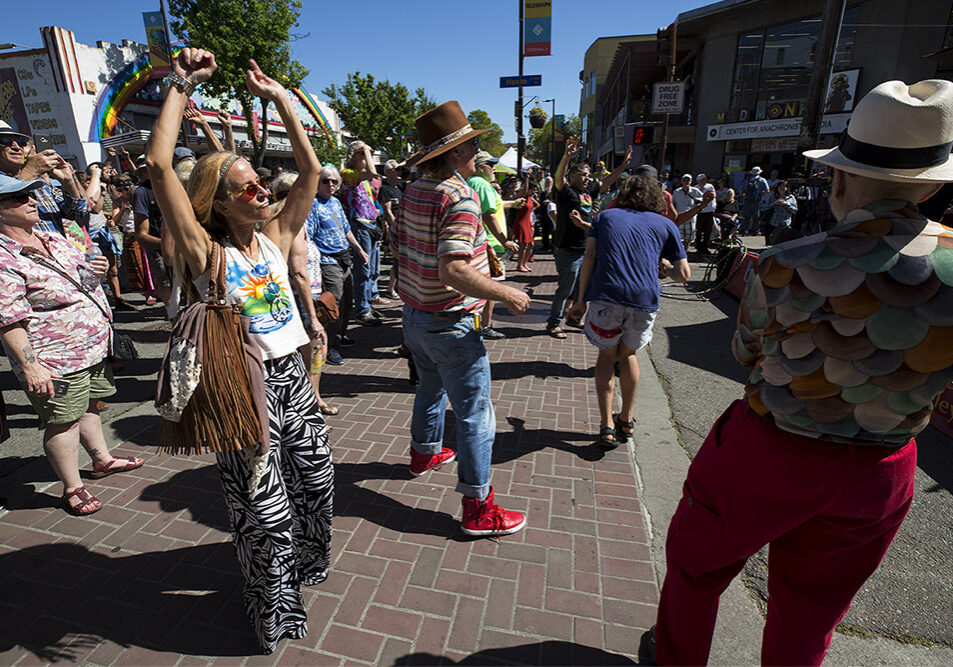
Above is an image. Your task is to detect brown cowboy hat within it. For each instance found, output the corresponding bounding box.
[405,101,488,167]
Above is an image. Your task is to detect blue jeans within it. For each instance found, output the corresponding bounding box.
[403,306,495,500]
[547,248,585,328]
[740,206,760,235]
[351,222,380,315]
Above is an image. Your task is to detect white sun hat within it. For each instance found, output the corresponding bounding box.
[804,79,953,183]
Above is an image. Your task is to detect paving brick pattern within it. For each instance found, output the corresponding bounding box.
[0,254,656,665]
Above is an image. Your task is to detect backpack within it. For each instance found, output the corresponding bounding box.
[744,177,762,201]
[143,185,163,238]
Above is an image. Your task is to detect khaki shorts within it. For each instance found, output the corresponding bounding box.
[25,360,116,427]
[583,300,657,351]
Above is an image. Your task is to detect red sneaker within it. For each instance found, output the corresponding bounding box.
[460,487,526,537]
[409,447,456,477]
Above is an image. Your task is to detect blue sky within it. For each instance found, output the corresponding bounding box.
[7,0,708,141]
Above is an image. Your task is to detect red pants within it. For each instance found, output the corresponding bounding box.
[655,400,916,666]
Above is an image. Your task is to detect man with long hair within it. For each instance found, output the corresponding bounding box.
[568,175,689,447]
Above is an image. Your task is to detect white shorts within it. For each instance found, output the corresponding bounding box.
[584,300,657,351]
[678,219,695,246]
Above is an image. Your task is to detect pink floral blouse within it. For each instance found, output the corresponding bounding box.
[0,231,111,378]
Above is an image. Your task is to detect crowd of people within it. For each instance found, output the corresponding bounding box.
[1,47,953,665]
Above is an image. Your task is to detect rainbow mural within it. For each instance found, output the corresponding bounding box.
[291,88,334,141]
[89,49,335,143]
[88,50,158,142]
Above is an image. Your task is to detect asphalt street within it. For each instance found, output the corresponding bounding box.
[647,240,953,649]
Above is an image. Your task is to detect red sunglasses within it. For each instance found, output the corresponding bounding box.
[229,179,266,202]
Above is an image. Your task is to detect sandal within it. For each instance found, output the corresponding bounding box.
[91,456,144,479]
[614,414,635,444]
[598,426,619,450]
[63,486,102,516]
[319,403,339,416]
[565,318,584,330]
[546,325,567,340]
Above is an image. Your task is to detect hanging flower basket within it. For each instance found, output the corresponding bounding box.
[528,106,547,129]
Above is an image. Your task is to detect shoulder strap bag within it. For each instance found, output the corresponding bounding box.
[20,249,139,361]
[155,242,270,458]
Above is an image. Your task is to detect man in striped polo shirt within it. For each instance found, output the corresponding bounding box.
[393,101,530,537]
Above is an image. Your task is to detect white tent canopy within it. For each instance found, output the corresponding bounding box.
[497,147,540,172]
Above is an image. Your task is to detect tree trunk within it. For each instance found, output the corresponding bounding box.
[241,104,255,158]
[256,97,270,169]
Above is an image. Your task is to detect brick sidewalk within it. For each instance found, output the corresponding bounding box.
[0,254,657,666]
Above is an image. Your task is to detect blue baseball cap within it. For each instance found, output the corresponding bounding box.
[173,146,196,164]
[0,173,43,199]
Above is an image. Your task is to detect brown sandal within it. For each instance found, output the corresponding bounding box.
[63,486,102,516]
[91,456,144,479]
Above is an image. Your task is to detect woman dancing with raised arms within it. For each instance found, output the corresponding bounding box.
[146,48,332,654]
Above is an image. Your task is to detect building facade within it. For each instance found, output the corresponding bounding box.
[579,0,953,183]
[578,35,640,159]
[682,0,953,185]
[0,26,341,169]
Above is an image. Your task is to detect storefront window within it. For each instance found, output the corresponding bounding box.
[936,5,953,78]
[729,7,859,114]
[730,31,764,112]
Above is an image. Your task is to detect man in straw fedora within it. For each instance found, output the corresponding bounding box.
[392,101,530,537]
[652,79,953,665]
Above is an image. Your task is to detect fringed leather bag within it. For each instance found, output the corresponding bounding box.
[155,243,269,457]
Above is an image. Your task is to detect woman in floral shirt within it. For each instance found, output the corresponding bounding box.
[0,175,143,516]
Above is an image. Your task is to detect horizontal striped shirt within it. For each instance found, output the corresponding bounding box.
[392,173,488,312]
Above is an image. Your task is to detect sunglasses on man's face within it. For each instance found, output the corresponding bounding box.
[0,194,32,206]
[321,178,339,185]
[0,137,27,149]
[229,179,266,202]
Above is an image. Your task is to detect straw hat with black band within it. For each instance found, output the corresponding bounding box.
[805,79,953,184]
[405,101,488,167]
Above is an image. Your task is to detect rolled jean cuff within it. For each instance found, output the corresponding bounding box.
[456,481,490,501]
[411,438,443,456]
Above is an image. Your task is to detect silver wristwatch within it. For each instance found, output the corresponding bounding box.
[164,72,196,96]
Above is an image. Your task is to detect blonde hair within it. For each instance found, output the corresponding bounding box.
[175,158,196,185]
[186,151,239,240]
[346,141,364,167]
[263,171,298,229]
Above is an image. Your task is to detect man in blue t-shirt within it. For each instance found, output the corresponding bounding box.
[307,165,367,364]
[568,175,689,448]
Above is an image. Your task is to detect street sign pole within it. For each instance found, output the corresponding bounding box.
[798,0,848,166]
[517,0,524,174]
[657,23,676,176]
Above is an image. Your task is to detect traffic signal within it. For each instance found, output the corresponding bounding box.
[632,125,655,144]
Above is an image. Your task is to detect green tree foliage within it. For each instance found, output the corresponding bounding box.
[322,72,435,160]
[528,114,582,169]
[467,109,506,158]
[168,0,308,167]
[310,133,345,167]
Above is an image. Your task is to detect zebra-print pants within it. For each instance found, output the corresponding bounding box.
[216,352,334,654]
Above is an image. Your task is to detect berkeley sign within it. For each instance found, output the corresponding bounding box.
[706,113,850,142]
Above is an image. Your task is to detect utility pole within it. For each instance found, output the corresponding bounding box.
[516,0,524,174]
[160,0,192,150]
[798,0,848,162]
[544,97,555,170]
[656,23,676,175]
